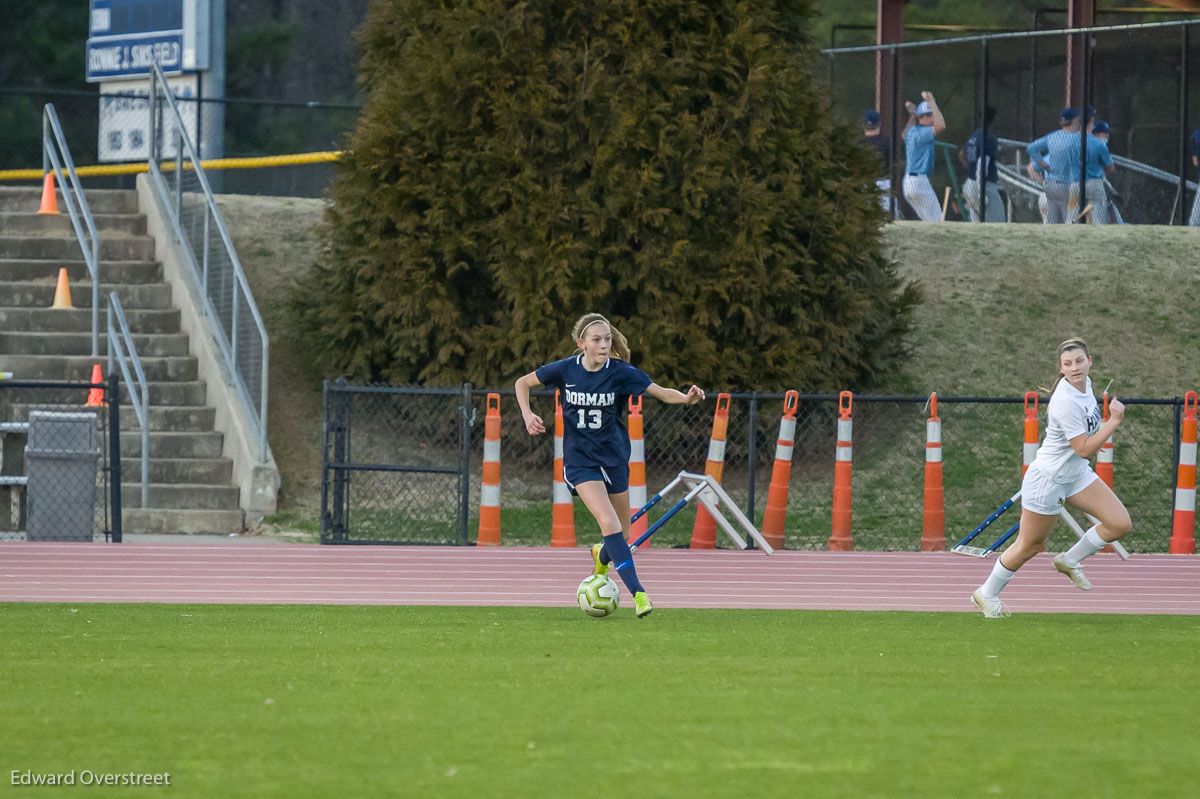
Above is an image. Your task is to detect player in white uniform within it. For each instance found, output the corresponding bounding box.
[902,92,946,221]
[972,339,1133,618]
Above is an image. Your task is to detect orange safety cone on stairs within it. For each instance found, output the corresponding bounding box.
[85,364,105,407]
[50,267,73,309]
[38,172,59,215]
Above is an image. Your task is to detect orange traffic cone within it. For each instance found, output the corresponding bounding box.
[38,172,58,215]
[50,267,73,309]
[86,364,104,407]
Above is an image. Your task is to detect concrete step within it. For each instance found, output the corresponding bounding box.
[0,280,172,309]
[0,212,146,237]
[0,187,139,214]
[1,331,190,357]
[121,457,233,484]
[0,306,180,333]
[0,380,206,406]
[0,354,197,382]
[121,508,244,535]
[0,259,162,283]
[4,402,214,433]
[0,235,155,261]
[121,431,224,459]
[121,483,241,511]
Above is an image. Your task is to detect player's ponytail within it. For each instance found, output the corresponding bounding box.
[571,313,631,362]
[1040,337,1090,394]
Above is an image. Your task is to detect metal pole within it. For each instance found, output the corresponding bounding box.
[1178,25,1190,226]
[746,392,758,527]
[459,383,474,545]
[1078,29,1090,218]
[890,46,901,218]
[108,371,122,543]
[980,38,990,223]
[319,380,330,542]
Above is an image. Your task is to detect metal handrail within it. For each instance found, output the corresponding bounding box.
[106,292,150,508]
[145,63,270,461]
[42,104,100,356]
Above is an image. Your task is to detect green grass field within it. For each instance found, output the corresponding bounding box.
[3,603,1198,797]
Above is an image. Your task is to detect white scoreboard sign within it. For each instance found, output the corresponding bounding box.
[98,75,199,162]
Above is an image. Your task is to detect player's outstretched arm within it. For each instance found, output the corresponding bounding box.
[514,372,546,435]
[646,383,706,405]
[922,91,947,135]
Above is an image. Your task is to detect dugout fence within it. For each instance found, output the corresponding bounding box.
[822,18,1200,225]
[320,381,1187,553]
[0,375,124,542]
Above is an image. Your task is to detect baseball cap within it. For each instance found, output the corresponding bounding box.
[916,101,932,115]
[1092,120,1109,134]
[863,109,880,126]
[1060,107,1079,121]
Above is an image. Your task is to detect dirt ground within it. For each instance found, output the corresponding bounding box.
[215,194,328,531]
[216,199,1200,533]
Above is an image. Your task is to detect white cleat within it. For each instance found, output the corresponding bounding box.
[971,589,1010,619]
[1053,554,1092,591]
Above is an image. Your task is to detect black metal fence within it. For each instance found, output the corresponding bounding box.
[320,381,1188,553]
[0,376,123,542]
[822,19,1200,225]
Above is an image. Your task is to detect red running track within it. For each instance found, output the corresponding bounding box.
[1,543,1197,614]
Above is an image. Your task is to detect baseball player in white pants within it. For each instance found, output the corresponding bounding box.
[902,92,946,221]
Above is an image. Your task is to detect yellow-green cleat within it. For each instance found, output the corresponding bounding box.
[633,591,653,618]
[590,543,609,576]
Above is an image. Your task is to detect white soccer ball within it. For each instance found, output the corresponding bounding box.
[576,574,620,617]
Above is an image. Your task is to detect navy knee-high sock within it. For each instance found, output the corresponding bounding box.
[601,532,645,595]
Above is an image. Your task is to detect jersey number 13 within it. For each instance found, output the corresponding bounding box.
[577,409,602,429]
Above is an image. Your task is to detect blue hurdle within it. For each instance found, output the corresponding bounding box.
[952,491,1021,558]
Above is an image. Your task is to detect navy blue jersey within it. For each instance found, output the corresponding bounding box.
[535,355,653,469]
[964,128,998,183]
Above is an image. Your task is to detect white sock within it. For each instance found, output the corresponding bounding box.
[980,558,1017,598]
[1063,526,1107,568]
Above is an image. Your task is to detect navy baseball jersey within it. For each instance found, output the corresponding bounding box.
[535,355,653,469]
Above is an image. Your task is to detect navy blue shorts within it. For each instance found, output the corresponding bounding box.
[564,463,629,495]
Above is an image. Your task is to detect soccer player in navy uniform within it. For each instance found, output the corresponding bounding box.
[515,313,705,618]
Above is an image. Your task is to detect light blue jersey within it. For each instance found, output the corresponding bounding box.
[905,125,936,176]
[1027,130,1080,183]
[1083,134,1113,179]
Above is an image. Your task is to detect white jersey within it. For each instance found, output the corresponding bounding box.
[1033,376,1102,483]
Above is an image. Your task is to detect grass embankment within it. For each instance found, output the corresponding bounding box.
[220,201,1200,545]
[2,604,1197,797]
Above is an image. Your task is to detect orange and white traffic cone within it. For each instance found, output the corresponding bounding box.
[828,391,854,551]
[1022,391,1039,478]
[761,390,798,551]
[478,393,501,546]
[1096,392,1116,553]
[550,390,575,547]
[38,172,58,215]
[627,396,648,546]
[1170,391,1197,554]
[1022,392,1042,553]
[690,393,730,549]
[920,392,945,551]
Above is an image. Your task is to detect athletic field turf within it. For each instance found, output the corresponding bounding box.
[3,603,1197,797]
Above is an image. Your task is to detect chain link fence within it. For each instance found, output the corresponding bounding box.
[321,382,1186,553]
[823,19,1200,225]
[0,378,122,542]
[0,87,359,198]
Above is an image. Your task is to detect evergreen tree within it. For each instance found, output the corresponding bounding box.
[295,0,920,391]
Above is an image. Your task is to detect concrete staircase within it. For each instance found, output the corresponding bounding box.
[0,186,243,533]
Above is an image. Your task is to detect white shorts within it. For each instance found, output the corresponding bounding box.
[1020,463,1099,516]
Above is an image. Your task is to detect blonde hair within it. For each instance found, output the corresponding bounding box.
[571,313,631,362]
[1041,337,1090,393]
